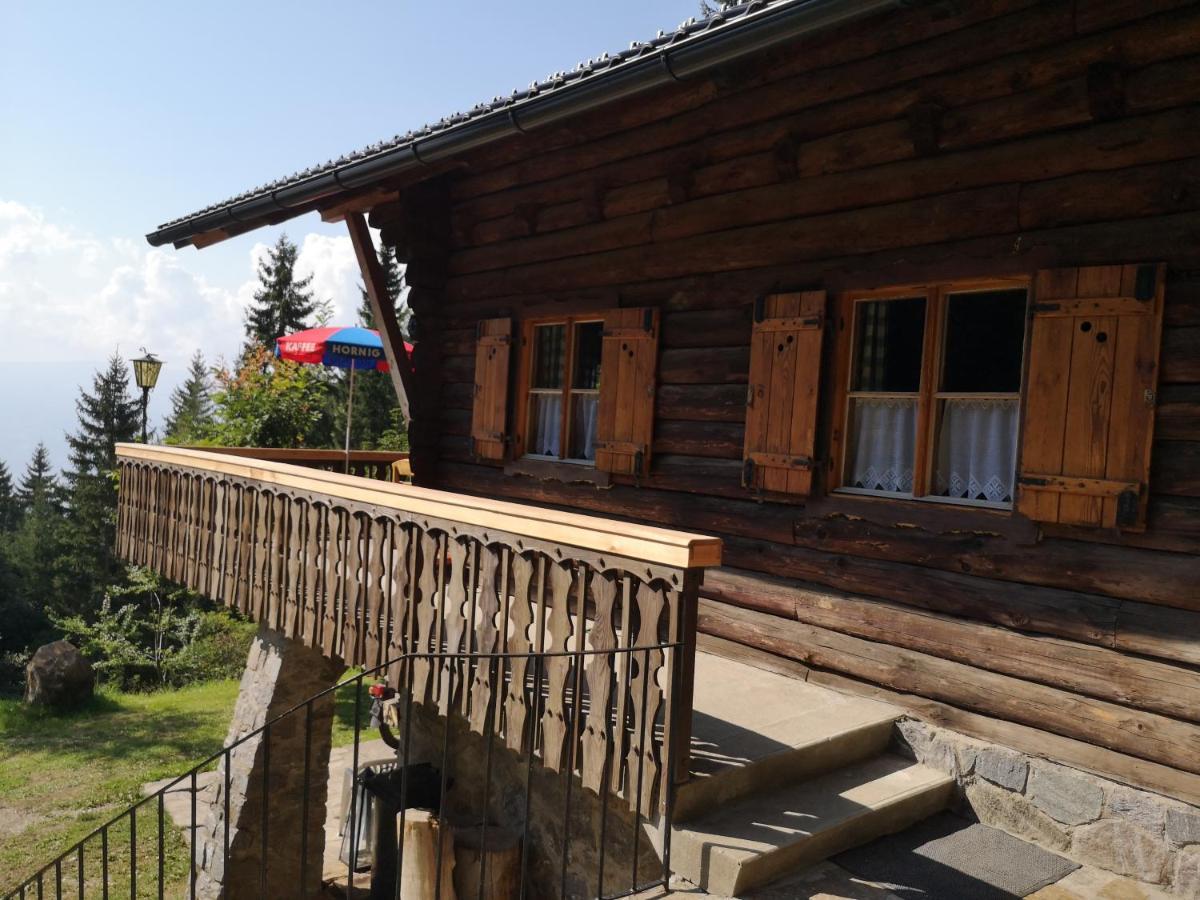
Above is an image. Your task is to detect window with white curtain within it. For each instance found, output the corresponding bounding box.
[524,319,602,464]
[839,283,1028,508]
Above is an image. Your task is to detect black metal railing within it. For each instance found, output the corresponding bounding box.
[3,642,682,900]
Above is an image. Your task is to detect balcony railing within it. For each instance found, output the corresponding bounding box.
[113,444,720,820]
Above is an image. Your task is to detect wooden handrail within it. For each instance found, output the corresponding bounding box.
[198,446,408,464]
[118,444,721,570]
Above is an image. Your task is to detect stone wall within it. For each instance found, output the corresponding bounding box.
[895,719,1200,897]
[195,625,345,900]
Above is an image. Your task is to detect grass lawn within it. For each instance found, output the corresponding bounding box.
[0,673,370,898]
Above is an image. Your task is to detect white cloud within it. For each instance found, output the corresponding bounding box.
[0,199,368,367]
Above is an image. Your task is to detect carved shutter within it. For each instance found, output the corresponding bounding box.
[471,318,512,461]
[1018,264,1165,530]
[595,308,660,477]
[742,291,826,495]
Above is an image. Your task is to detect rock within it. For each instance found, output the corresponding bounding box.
[1174,846,1200,897]
[976,747,1029,792]
[1106,787,1166,836]
[1167,808,1200,846]
[965,779,1070,852]
[24,641,94,708]
[1071,819,1170,884]
[1027,765,1104,826]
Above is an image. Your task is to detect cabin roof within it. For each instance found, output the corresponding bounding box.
[146,0,896,249]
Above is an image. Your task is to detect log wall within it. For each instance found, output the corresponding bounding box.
[375,0,1200,802]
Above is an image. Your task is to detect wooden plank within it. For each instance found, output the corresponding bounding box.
[470,318,512,461]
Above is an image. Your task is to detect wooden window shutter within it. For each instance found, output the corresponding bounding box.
[470,317,512,461]
[1018,264,1165,530]
[742,291,826,495]
[595,308,660,477]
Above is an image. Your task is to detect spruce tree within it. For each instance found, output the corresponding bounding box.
[0,459,17,532]
[164,350,214,443]
[62,354,141,607]
[244,233,317,350]
[17,443,62,513]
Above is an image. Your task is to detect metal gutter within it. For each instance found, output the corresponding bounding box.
[147,0,908,248]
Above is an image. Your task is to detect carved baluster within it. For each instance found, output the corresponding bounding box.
[626,581,666,815]
[581,571,618,793]
[237,487,256,617]
[365,518,387,670]
[198,478,214,596]
[439,538,472,717]
[223,485,241,607]
[321,507,344,660]
[252,490,271,624]
[387,523,412,686]
[469,545,503,734]
[611,574,634,796]
[460,539,481,720]
[283,498,304,639]
[339,512,362,666]
[540,561,575,772]
[412,530,440,703]
[505,553,536,753]
[301,502,321,649]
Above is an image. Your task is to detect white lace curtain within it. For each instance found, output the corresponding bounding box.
[531,394,562,456]
[531,394,599,460]
[847,398,916,494]
[934,398,1018,503]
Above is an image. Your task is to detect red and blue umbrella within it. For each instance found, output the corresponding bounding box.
[275,326,413,470]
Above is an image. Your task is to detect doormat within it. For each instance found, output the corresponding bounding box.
[833,812,1079,899]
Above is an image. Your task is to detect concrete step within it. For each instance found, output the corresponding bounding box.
[676,653,900,823]
[670,753,954,898]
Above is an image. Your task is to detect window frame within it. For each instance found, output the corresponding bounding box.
[829,277,1031,510]
[514,314,604,466]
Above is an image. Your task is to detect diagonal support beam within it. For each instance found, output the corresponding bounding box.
[346,211,414,421]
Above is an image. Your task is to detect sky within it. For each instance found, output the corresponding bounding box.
[0,0,700,474]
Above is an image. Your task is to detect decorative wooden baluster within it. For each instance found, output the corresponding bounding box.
[197,478,213,596]
[611,574,634,796]
[166,471,181,583]
[188,475,204,591]
[209,481,226,603]
[222,485,241,608]
[237,487,257,617]
[387,523,413,687]
[626,581,666,815]
[469,545,504,734]
[439,538,472,717]
[412,530,441,704]
[172,472,187,585]
[339,512,362,667]
[541,561,576,773]
[364,518,388,670]
[460,540,481,721]
[252,490,271,624]
[320,508,343,660]
[581,571,618,793]
[505,553,536,754]
[282,498,304,639]
[300,502,321,649]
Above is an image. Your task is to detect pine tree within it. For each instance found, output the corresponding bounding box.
[164,350,214,443]
[336,243,410,449]
[0,459,18,531]
[17,443,62,513]
[244,233,317,350]
[62,354,141,607]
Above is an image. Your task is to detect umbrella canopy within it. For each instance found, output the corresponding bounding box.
[276,326,410,371]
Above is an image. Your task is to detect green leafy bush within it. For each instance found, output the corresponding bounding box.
[162,611,256,687]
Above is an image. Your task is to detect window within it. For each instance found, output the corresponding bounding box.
[836,281,1029,508]
[522,318,603,463]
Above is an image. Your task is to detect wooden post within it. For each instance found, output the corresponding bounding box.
[452,826,520,900]
[346,211,414,421]
[398,809,456,899]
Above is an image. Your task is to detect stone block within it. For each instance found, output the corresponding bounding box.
[1071,819,1170,885]
[1027,764,1104,826]
[1174,846,1200,897]
[1167,808,1200,847]
[976,747,1029,792]
[1106,786,1166,836]
[965,779,1070,852]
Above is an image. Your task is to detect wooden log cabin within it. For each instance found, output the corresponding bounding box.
[146,0,1200,884]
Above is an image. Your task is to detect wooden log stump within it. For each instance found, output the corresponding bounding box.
[452,824,521,900]
[397,809,456,899]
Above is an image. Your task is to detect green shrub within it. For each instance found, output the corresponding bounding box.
[162,611,256,687]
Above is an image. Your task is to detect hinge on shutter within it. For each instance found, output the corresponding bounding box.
[1116,489,1141,528]
[1135,265,1157,302]
[1031,302,1061,315]
[1018,476,1048,487]
[642,308,655,335]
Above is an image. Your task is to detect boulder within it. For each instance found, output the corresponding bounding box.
[25,641,95,707]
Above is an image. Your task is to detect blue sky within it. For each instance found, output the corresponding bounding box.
[0,1,700,473]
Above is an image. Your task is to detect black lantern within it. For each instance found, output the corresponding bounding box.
[130,351,164,443]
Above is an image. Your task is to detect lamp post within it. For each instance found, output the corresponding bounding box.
[130,351,164,444]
